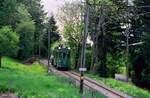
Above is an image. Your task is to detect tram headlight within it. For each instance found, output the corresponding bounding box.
[58,47,61,49]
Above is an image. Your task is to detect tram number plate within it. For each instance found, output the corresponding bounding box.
[79,68,87,72]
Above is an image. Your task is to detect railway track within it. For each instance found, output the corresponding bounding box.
[62,71,132,98]
[41,60,132,98]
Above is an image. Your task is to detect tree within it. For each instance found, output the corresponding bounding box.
[0,26,19,67]
[0,0,18,27]
[141,0,150,63]
[16,20,35,59]
[130,0,150,89]
[88,0,124,77]
[18,0,47,57]
[41,16,60,57]
[28,0,46,57]
[15,3,36,60]
[0,0,50,61]
[58,1,83,69]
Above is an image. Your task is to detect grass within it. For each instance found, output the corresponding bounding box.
[86,73,150,98]
[0,57,107,98]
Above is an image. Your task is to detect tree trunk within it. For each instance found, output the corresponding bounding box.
[91,2,97,72]
[92,34,98,73]
[74,44,81,69]
[38,40,41,59]
[91,24,98,72]
[75,52,78,69]
[77,44,81,68]
[0,55,1,68]
[91,12,101,73]
[91,40,96,71]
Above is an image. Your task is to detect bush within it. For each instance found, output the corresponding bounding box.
[16,20,35,60]
[86,73,150,98]
[131,55,150,89]
[0,26,19,67]
[86,50,92,70]
[0,26,19,56]
[106,52,126,77]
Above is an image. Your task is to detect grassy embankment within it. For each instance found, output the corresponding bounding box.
[86,73,150,98]
[0,57,106,98]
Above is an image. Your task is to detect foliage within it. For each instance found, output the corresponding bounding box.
[86,73,150,98]
[0,26,19,56]
[17,0,48,57]
[88,0,124,77]
[63,24,82,68]
[106,52,127,77]
[0,57,80,98]
[16,20,35,59]
[86,49,92,70]
[41,16,60,57]
[0,0,18,27]
[0,26,19,67]
[27,0,46,56]
[0,0,59,59]
[58,1,83,69]
[130,0,150,89]
[16,3,32,22]
[0,57,106,98]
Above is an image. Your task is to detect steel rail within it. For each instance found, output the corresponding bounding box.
[62,71,128,98]
[40,60,131,98]
[70,71,125,98]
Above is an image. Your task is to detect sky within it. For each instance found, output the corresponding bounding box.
[41,0,79,31]
[41,0,78,16]
[41,0,133,31]
[41,0,63,16]
[41,0,133,16]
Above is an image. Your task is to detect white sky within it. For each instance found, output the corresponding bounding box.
[41,0,133,31]
[41,0,63,16]
[41,0,79,31]
[41,0,79,16]
[41,0,133,16]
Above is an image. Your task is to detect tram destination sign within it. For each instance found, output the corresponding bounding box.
[79,68,87,72]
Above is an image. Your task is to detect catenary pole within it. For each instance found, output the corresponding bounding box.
[125,0,129,82]
[80,0,89,94]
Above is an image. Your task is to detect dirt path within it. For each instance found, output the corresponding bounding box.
[0,93,18,98]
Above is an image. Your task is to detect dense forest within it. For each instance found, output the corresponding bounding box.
[58,0,150,89]
[0,0,150,92]
[0,0,60,62]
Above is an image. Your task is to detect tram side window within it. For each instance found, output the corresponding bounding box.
[63,53,66,58]
[67,53,70,58]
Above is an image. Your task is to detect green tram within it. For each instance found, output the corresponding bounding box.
[52,45,70,70]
